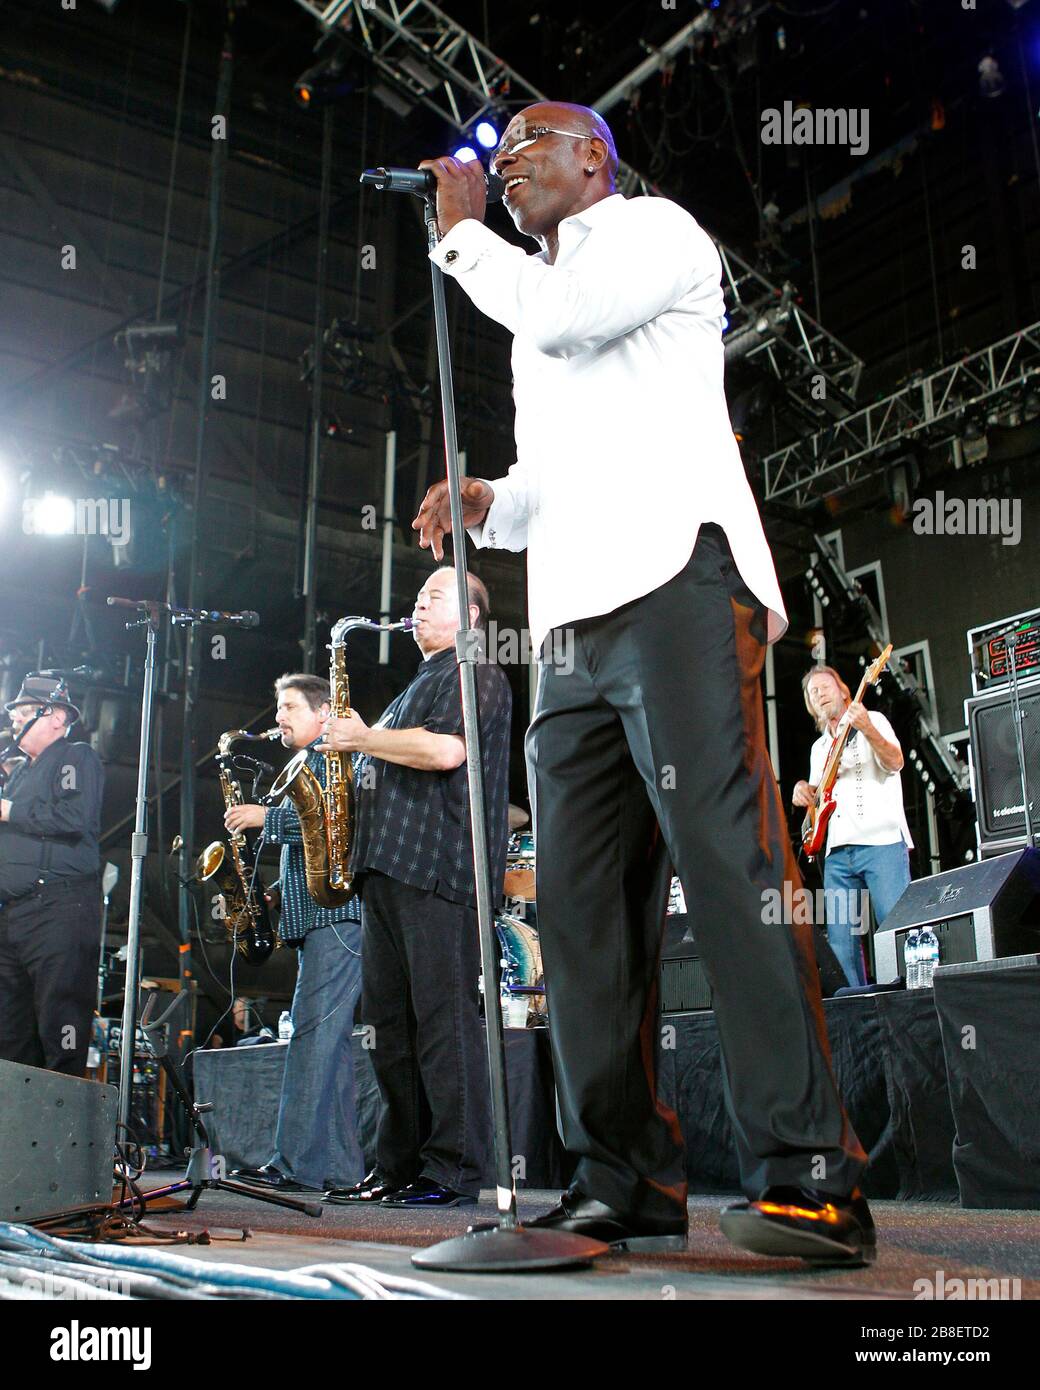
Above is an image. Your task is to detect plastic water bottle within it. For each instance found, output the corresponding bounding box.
[904,929,920,990]
[918,928,940,988]
[500,974,514,1026]
[278,1010,293,1041]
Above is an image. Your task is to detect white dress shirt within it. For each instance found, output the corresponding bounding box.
[429,193,788,654]
[808,711,914,854]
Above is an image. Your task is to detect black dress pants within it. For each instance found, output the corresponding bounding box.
[360,873,490,1197]
[526,525,866,1220]
[0,876,101,1075]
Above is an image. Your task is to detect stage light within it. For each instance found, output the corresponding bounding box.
[29,492,76,536]
[294,48,354,110]
[475,121,499,149]
[453,145,479,164]
[979,55,1005,99]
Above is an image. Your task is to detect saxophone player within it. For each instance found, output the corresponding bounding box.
[225,673,363,1195]
[322,568,512,1209]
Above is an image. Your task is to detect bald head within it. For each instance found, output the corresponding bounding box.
[493,101,619,249]
[521,102,619,180]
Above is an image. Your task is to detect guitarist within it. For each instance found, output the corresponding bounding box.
[793,666,912,987]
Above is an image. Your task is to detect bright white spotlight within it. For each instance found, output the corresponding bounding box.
[30,492,77,536]
[453,145,479,164]
[475,121,498,149]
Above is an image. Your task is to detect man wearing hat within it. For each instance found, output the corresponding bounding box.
[0,675,104,1075]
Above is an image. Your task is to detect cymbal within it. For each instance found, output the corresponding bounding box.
[508,803,530,830]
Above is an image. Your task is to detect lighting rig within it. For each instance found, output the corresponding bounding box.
[287,0,866,433]
[764,321,1040,509]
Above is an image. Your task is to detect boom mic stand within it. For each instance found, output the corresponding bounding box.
[407,190,606,1273]
[105,597,162,1150]
[105,598,319,1220]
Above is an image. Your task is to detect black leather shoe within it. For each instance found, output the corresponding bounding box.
[379,1177,477,1209]
[230,1164,319,1193]
[526,1188,688,1253]
[720,1186,876,1266]
[324,1170,409,1204]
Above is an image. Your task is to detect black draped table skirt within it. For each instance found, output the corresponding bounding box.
[194,989,961,1200]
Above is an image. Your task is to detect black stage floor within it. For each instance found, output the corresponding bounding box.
[136,1177,1040,1302]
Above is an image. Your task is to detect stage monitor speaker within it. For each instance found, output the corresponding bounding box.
[660,915,848,1010]
[874,848,1040,984]
[0,1062,116,1222]
[965,683,1040,854]
[661,915,712,1013]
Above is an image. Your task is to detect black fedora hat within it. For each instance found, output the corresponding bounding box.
[4,674,81,723]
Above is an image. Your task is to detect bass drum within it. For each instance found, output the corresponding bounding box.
[495,909,546,1023]
[503,830,536,902]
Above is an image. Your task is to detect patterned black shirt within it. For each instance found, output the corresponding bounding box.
[350,647,512,907]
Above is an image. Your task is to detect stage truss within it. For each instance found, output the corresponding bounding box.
[288,0,865,425]
[763,321,1040,508]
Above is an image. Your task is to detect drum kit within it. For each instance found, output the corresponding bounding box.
[496,810,545,1024]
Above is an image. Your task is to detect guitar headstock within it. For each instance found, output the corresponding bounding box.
[865,643,893,689]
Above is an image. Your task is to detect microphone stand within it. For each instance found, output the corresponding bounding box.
[409,195,606,1273]
[105,598,322,1214]
[108,598,161,1148]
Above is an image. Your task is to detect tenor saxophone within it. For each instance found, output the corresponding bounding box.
[198,726,281,964]
[268,616,411,908]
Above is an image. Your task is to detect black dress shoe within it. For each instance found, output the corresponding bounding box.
[526,1188,688,1253]
[379,1177,477,1209]
[230,1164,319,1193]
[720,1186,876,1266]
[324,1170,409,1204]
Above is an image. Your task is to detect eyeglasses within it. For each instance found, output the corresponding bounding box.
[492,125,589,165]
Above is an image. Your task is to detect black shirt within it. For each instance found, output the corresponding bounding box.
[350,646,512,907]
[0,739,104,900]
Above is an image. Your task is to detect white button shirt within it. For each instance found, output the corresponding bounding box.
[809,711,914,854]
[429,193,788,654]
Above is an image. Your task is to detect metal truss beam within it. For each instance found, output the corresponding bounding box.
[763,321,1040,508]
[289,0,864,413]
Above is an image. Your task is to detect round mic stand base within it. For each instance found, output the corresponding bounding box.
[412,1223,608,1273]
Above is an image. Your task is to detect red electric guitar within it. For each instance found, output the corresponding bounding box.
[800,644,893,860]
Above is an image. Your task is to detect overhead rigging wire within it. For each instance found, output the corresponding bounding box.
[155,1,193,319]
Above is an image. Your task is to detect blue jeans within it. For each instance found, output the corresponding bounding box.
[268,921,364,1189]
[823,842,911,987]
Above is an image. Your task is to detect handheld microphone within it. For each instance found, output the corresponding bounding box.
[359,166,504,205]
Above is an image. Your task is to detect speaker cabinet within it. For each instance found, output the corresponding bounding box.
[0,1063,116,1222]
[874,848,1040,983]
[966,682,1040,855]
[660,916,712,1013]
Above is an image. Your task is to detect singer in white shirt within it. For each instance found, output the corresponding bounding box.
[794,666,913,987]
[412,102,872,1265]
